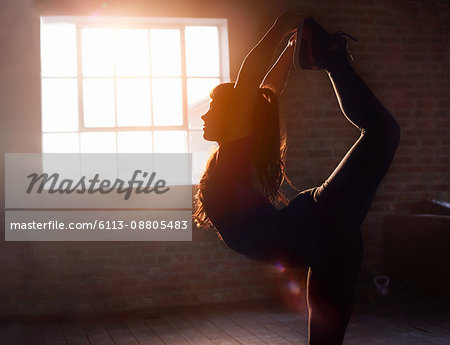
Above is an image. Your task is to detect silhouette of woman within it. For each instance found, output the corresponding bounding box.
[194,11,400,345]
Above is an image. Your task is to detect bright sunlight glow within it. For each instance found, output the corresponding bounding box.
[150,29,181,77]
[41,19,222,178]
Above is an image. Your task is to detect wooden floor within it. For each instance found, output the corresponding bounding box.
[1,297,449,345]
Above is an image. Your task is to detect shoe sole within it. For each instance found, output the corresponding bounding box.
[294,17,322,70]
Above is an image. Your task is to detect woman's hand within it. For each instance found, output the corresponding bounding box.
[288,33,297,47]
[275,9,311,35]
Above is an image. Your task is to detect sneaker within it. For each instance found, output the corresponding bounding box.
[294,17,357,70]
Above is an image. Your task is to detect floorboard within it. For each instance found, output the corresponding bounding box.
[1,297,448,345]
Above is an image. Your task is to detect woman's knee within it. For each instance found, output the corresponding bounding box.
[364,115,401,158]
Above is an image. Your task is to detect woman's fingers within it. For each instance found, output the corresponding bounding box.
[277,10,312,34]
[290,9,312,21]
[288,33,297,47]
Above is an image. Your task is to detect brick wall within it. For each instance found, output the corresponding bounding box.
[0,0,448,315]
[279,0,449,272]
[1,229,296,315]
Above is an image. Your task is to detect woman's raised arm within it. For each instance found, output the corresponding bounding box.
[261,34,297,97]
[234,11,308,93]
[222,11,308,142]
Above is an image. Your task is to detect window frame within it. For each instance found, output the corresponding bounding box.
[40,15,230,157]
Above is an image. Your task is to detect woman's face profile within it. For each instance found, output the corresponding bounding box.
[201,89,230,142]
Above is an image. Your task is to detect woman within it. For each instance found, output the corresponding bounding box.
[194,11,400,345]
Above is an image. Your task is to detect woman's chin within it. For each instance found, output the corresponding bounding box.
[202,129,210,139]
[203,131,219,142]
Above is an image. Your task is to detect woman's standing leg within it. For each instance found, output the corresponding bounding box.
[306,52,400,344]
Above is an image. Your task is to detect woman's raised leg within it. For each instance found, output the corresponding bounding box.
[306,53,400,344]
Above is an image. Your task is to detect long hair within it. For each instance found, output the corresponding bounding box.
[193,83,290,229]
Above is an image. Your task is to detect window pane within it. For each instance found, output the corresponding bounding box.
[117,131,152,153]
[187,78,220,129]
[80,132,116,153]
[185,26,219,77]
[41,23,77,77]
[83,78,115,127]
[43,133,80,153]
[152,78,182,126]
[154,131,187,153]
[81,28,114,76]
[116,29,150,76]
[42,78,78,132]
[116,78,151,127]
[150,29,181,77]
[189,130,217,183]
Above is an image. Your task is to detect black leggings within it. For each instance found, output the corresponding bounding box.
[217,57,400,344]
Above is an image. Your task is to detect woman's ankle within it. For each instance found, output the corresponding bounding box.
[325,51,352,73]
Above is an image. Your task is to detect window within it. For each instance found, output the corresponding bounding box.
[40,16,230,183]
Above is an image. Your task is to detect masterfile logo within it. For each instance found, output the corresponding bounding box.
[5,153,193,241]
[26,170,170,200]
[5,153,191,209]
